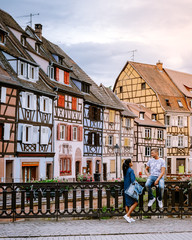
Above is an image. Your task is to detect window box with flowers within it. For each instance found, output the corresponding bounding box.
[145,137,151,140]
[77,173,93,182]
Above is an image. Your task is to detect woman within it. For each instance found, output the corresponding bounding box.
[123,158,138,223]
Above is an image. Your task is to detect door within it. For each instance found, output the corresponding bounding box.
[167,158,171,174]
[75,161,80,181]
[6,160,13,183]
[176,158,185,173]
[103,163,107,181]
[46,163,53,179]
[22,166,37,182]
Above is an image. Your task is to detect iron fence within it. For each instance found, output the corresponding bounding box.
[0,181,191,221]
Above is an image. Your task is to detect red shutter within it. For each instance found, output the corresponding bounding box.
[64,72,69,85]
[55,67,59,81]
[78,126,83,141]
[71,125,73,141]
[67,125,71,141]
[72,97,77,110]
[58,95,65,107]
[57,123,60,140]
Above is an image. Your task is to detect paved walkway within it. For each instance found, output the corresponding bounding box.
[0,217,192,240]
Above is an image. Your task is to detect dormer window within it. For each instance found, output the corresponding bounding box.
[152,114,157,121]
[139,112,144,120]
[82,82,90,93]
[35,43,40,53]
[21,36,26,46]
[47,66,54,80]
[0,28,8,45]
[165,99,171,106]
[58,56,63,65]
[18,60,39,81]
[178,100,183,108]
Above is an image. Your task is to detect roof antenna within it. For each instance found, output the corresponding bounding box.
[128,49,137,61]
[17,13,40,27]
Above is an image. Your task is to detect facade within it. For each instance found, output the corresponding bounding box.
[113,61,191,174]
[0,9,55,182]
[99,84,135,180]
[124,102,166,175]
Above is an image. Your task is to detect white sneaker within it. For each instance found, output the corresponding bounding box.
[123,214,132,223]
[130,218,135,222]
[148,198,156,207]
[157,199,163,208]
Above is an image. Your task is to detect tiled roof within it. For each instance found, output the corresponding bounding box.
[165,68,192,98]
[125,102,166,128]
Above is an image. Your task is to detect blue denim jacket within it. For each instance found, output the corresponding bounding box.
[125,181,144,200]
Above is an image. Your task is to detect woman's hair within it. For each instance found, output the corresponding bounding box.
[122,158,132,177]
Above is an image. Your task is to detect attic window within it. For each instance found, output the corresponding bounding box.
[82,82,90,93]
[152,114,157,121]
[141,82,146,90]
[139,112,144,120]
[165,99,171,106]
[178,100,183,108]
[120,86,123,93]
[21,36,26,46]
[0,32,5,44]
[35,43,40,53]
[58,56,63,65]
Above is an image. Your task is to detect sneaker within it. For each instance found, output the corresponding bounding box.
[130,218,135,222]
[123,214,132,223]
[148,198,156,207]
[157,199,163,208]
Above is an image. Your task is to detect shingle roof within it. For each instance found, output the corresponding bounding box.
[165,68,192,98]
[125,102,166,128]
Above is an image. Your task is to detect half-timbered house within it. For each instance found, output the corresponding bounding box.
[124,102,166,175]
[0,10,55,182]
[113,61,190,174]
[98,84,135,180]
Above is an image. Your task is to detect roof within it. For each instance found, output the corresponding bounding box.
[165,68,192,98]
[114,61,190,113]
[124,102,166,128]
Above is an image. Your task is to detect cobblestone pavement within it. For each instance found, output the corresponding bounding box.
[0,217,192,240]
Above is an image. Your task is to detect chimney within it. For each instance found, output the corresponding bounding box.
[156,60,163,71]
[35,24,42,40]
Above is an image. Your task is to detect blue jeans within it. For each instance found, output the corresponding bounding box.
[145,176,164,201]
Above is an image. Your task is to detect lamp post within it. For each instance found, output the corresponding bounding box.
[114,144,119,179]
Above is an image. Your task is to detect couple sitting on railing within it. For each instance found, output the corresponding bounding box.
[123,148,166,223]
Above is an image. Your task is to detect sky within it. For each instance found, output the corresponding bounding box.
[1,0,192,87]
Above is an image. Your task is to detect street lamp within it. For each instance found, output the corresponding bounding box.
[114,144,119,178]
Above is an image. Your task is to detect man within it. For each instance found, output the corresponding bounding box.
[145,148,166,208]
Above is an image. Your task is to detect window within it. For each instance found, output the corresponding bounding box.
[40,96,51,113]
[29,65,35,79]
[48,66,54,79]
[166,116,170,126]
[178,100,183,108]
[145,128,151,138]
[88,132,100,146]
[60,158,71,174]
[60,125,65,140]
[120,86,123,93]
[58,56,63,65]
[0,87,6,103]
[165,99,171,106]
[139,112,144,120]
[73,127,77,141]
[159,148,163,157]
[35,43,40,53]
[0,32,5,44]
[58,95,65,108]
[109,110,115,123]
[108,136,113,146]
[21,36,26,46]
[178,136,184,147]
[82,83,90,93]
[22,125,32,144]
[125,118,131,128]
[141,82,146,90]
[157,129,163,140]
[167,136,171,147]
[145,147,151,156]
[178,116,183,126]
[0,124,3,140]
[89,106,101,121]
[41,127,49,145]
[19,61,27,78]
[26,93,32,109]
[152,114,157,121]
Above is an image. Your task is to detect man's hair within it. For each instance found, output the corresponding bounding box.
[151,148,159,153]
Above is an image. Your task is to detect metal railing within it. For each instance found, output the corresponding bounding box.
[0,181,191,221]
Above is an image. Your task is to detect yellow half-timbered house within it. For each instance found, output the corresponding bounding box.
[114,61,191,174]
